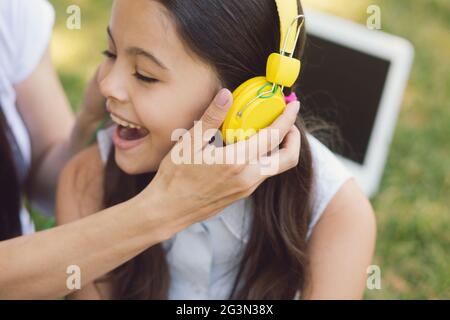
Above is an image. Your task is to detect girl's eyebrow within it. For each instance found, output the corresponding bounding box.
[127,47,169,71]
[107,26,169,72]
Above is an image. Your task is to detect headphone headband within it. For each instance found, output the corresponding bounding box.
[274,0,300,55]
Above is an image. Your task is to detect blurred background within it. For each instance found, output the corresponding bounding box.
[46,0,449,299]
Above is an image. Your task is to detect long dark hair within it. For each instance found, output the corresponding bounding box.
[0,106,22,241]
[102,0,313,299]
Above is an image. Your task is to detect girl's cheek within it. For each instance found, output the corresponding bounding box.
[136,100,187,131]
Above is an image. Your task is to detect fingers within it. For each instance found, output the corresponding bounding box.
[226,100,300,163]
[183,88,233,152]
[220,125,301,196]
[260,100,300,156]
[177,90,299,168]
[262,124,302,174]
[198,126,301,214]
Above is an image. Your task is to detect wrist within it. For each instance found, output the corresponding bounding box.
[130,186,181,243]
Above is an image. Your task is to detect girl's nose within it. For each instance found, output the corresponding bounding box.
[98,62,130,104]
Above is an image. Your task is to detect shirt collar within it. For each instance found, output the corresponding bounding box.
[188,197,253,243]
[215,197,254,243]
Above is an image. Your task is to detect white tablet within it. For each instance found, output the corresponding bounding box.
[298,9,414,197]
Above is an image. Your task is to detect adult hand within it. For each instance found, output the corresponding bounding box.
[137,88,302,236]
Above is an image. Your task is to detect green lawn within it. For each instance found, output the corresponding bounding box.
[47,0,449,299]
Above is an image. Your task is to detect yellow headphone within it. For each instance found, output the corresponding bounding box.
[220,0,305,145]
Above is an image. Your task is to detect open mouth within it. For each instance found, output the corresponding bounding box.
[110,113,150,141]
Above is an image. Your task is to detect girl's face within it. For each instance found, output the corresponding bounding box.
[98,0,222,174]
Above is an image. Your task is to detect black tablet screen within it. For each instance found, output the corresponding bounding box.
[297,34,391,164]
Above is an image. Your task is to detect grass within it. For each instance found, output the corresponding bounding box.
[46,0,449,299]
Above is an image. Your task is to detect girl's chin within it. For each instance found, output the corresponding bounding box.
[114,148,159,175]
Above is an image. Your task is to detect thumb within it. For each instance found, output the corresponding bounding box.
[196,88,233,148]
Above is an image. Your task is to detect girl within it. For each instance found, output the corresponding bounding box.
[57,0,376,299]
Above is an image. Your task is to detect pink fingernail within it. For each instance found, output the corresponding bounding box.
[284,92,298,104]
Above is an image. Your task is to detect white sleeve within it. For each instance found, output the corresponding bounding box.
[306,134,353,239]
[0,0,55,85]
[97,126,115,164]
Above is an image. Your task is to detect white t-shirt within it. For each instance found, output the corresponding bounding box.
[0,0,55,235]
[97,128,353,299]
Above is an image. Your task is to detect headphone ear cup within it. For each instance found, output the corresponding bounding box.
[221,77,286,145]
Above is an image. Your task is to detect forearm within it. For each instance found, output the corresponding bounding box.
[0,195,170,299]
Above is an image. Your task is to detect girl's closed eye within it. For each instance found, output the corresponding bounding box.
[102,49,116,59]
[133,71,158,84]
